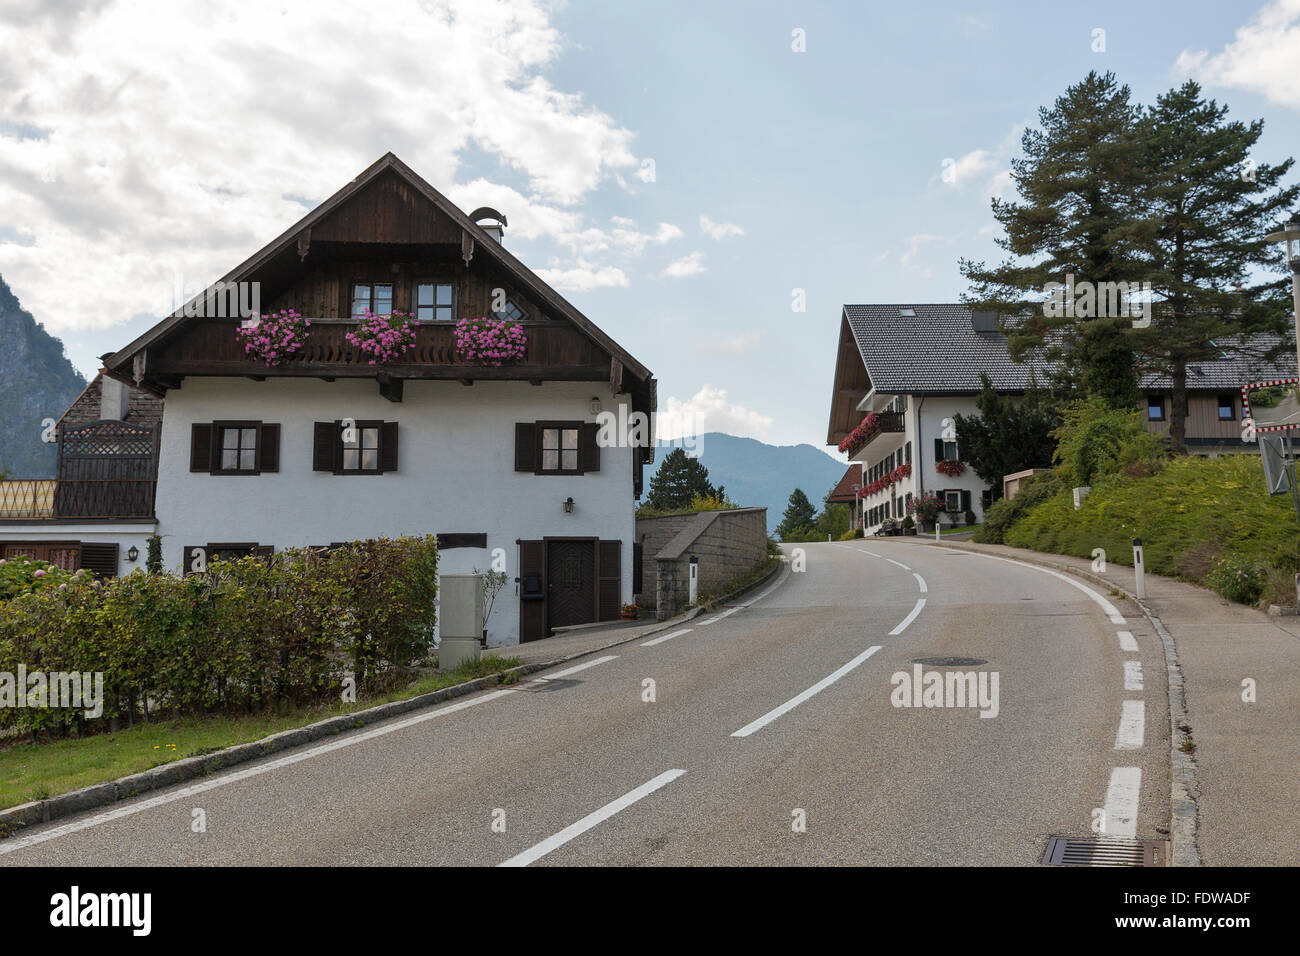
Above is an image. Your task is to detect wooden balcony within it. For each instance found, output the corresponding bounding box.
[151,319,610,381]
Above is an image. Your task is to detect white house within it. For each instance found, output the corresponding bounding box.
[826,303,1297,534]
[0,154,656,646]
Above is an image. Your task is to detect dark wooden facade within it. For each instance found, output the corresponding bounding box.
[106,157,655,425]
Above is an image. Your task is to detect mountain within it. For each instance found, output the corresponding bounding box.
[654,432,848,520]
[0,274,87,477]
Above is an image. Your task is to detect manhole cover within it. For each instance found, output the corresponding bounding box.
[1042,837,1169,867]
[908,657,988,667]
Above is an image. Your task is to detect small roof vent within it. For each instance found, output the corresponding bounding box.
[971,311,999,333]
[899,307,916,317]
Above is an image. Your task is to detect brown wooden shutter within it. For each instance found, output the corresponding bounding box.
[632,541,643,597]
[597,539,621,621]
[934,438,945,462]
[580,422,601,473]
[519,540,545,642]
[380,422,399,472]
[313,422,338,472]
[515,423,537,472]
[259,424,280,473]
[78,542,118,578]
[253,545,275,560]
[632,444,644,498]
[191,423,214,472]
[182,545,204,576]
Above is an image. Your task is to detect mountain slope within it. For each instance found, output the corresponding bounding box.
[0,275,87,477]
[654,432,847,519]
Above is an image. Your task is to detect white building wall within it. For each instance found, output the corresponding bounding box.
[154,377,637,646]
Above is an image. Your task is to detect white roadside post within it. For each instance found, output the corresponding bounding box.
[1132,538,1146,600]
[688,555,699,606]
[438,573,483,670]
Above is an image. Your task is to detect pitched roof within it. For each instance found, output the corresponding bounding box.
[105,152,650,385]
[842,303,1296,395]
[826,463,862,503]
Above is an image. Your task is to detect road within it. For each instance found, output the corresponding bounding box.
[0,540,1170,866]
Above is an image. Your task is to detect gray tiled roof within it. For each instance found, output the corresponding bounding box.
[844,303,1296,394]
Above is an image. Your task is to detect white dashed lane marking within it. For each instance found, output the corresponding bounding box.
[1123,661,1144,691]
[1103,767,1143,838]
[1114,700,1146,750]
[1117,630,1139,652]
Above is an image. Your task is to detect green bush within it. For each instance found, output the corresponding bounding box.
[1206,554,1268,606]
[1052,398,1164,488]
[974,472,1061,544]
[837,527,863,540]
[0,557,90,601]
[0,535,439,737]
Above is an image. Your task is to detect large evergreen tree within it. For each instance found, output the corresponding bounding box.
[1128,81,1299,452]
[960,71,1148,408]
[776,488,818,541]
[645,447,719,511]
[953,373,1061,500]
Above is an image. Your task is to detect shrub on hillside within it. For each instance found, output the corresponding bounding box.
[1052,398,1164,488]
[1206,554,1268,606]
[973,472,1060,544]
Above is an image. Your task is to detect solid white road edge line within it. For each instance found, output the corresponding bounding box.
[948,550,1127,624]
[1123,660,1144,691]
[1115,700,1146,750]
[1102,767,1142,839]
[731,646,882,738]
[1117,630,1139,652]
[0,689,519,856]
[885,558,911,571]
[913,573,928,593]
[697,606,742,626]
[889,598,927,636]
[498,769,687,867]
[640,628,693,647]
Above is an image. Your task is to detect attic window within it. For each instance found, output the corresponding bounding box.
[493,297,526,322]
[899,307,916,317]
[416,281,455,321]
[352,283,393,318]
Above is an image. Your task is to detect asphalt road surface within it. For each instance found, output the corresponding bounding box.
[0,540,1170,866]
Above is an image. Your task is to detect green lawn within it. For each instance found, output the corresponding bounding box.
[0,654,519,811]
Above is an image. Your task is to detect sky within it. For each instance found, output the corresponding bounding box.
[1,0,1299,451]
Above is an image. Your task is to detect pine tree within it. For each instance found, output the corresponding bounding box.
[1129,81,1299,452]
[960,71,1148,408]
[776,488,818,541]
[645,447,719,511]
[953,373,1061,499]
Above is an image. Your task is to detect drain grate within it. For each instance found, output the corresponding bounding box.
[909,657,988,667]
[1042,837,1169,867]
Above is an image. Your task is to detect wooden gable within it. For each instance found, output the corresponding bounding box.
[827,311,871,445]
[104,154,654,420]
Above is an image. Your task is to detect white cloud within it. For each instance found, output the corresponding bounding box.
[900,233,943,278]
[938,149,999,187]
[699,215,744,240]
[533,260,629,292]
[661,251,706,278]
[0,0,648,331]
[1175,0,1300,109]
[655,384,774,440]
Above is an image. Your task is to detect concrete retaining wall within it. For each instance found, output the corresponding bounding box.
[635,507,768,620]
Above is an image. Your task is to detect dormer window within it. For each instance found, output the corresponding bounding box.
[415,281,455,321]
[351,283,393,317]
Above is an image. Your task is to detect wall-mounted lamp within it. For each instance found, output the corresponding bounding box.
[563,496,575,514]
[126,546,139,562]
[589,396,602,415]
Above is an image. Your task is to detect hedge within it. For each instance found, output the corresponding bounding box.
[0,536,438,737]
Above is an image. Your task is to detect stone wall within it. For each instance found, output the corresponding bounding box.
[635,506,768,620]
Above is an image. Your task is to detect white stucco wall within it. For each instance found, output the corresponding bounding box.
[153,377,637,646]
[854,394,992,531]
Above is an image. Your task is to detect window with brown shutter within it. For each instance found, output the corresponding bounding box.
[597,539,621,621]
[314,421,397,474]
[515,423,538,472]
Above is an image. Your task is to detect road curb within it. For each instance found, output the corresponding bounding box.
[932,540,1202,867]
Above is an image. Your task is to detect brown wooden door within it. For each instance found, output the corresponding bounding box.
[546,539,595,632]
